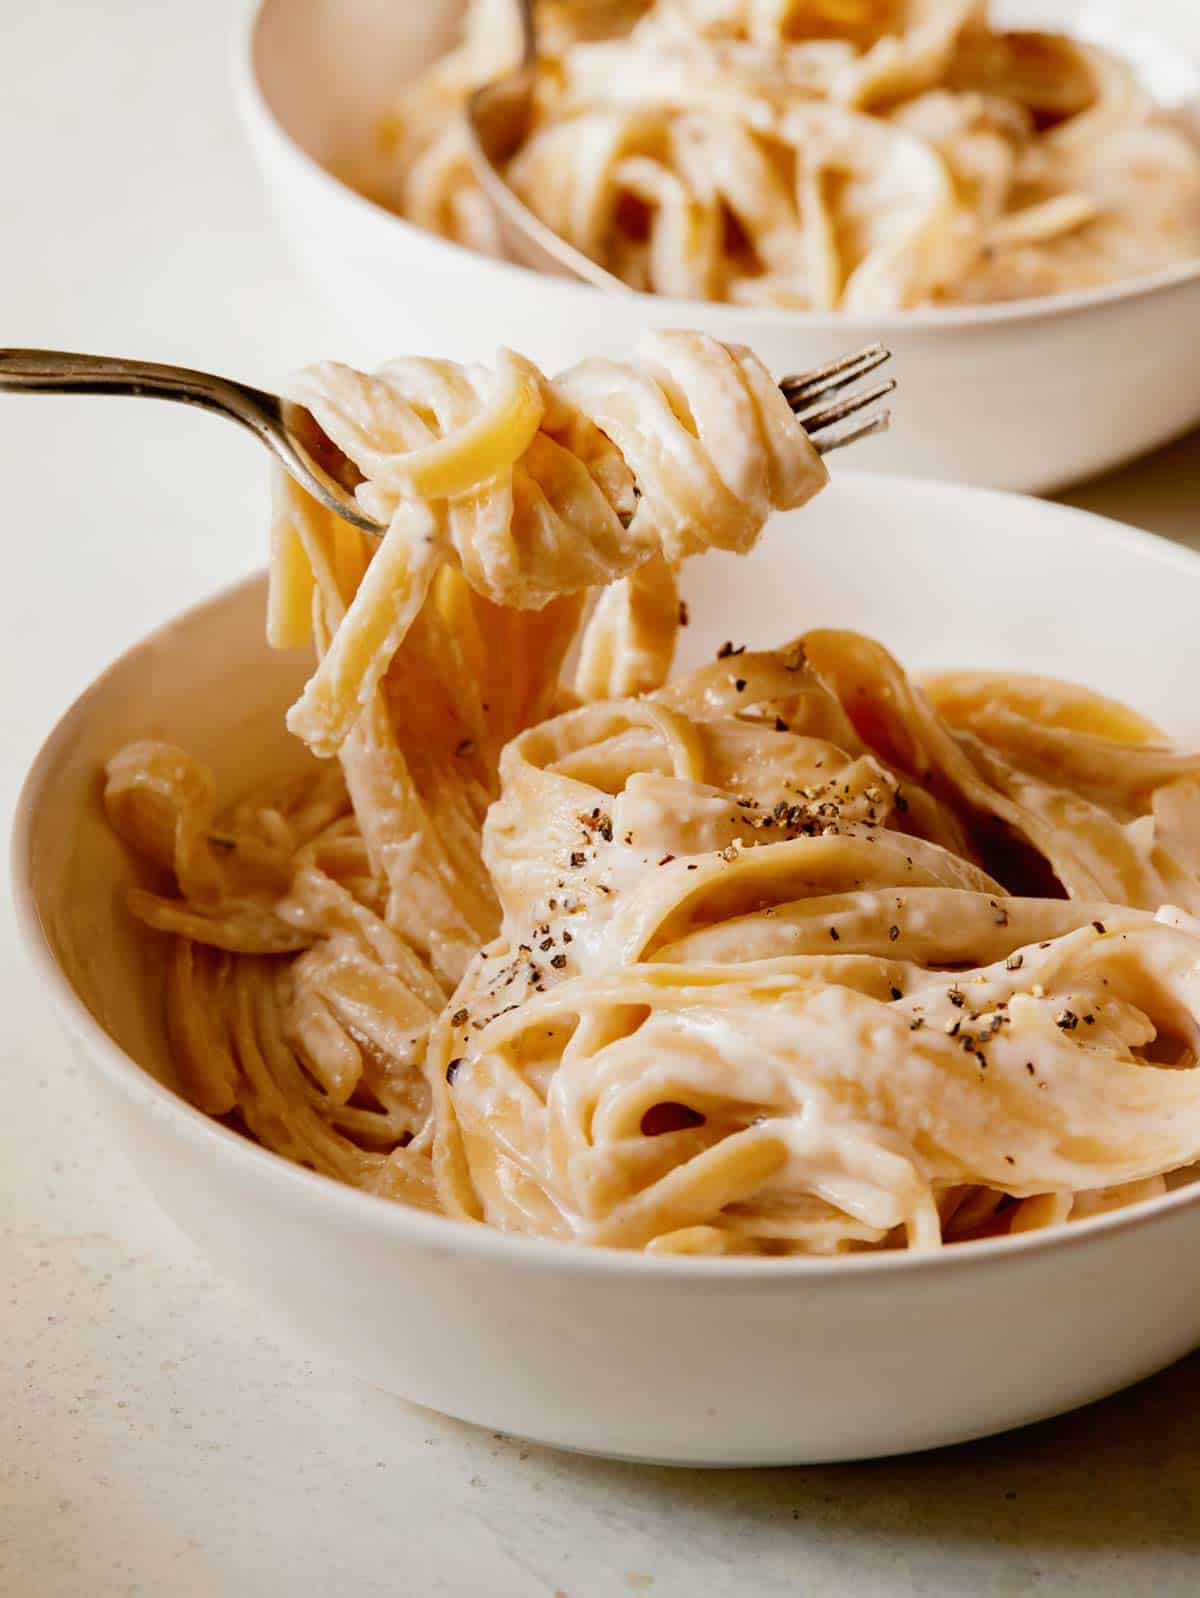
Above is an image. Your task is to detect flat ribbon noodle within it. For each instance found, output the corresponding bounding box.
[106,334,1200,1255]
[371,0,1200,308]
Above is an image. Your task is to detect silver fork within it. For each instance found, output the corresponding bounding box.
[466,0,623,290]
[0,346,893,536]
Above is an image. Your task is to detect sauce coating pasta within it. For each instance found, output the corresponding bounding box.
[105,332,1200,1254]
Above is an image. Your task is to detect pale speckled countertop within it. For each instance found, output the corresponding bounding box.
[3,4,1200,1594]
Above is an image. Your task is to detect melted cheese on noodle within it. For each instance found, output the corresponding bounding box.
[104,331,1200,1253]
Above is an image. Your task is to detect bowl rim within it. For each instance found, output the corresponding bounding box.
[13,470,1200,1283]
[233,0,1200,336]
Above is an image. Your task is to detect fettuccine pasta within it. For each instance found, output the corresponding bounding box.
[105,331,1200,1254]
[373,0,1200,308]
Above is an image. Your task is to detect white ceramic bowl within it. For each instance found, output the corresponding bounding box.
[233,0,1200,494]
[14,472,1200,1466]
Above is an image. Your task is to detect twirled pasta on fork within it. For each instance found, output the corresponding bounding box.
[105,330,1200,1255]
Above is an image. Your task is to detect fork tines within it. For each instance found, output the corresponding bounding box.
[781,344,895,456]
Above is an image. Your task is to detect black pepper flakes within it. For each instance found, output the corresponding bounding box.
[450,1008,469,1027]
[890,986,903,1001]
[562,930,573,944]
[678,600,690,627]
[658,854,675,866]
[445,1058,464,1084]
[569,851,587,868]
[539,937,554,952]
[550,954,567,970]
[909,1017,924,1032]
[774,717,788,733]
[830,927,840,942]
[1006,952,1024,971]
[716,640,745,660]
[948,987,966,1007]
[734,678,747,693]
[1055,1009,1079,1032]
[454,738,475,758]
[578,809,614,842]
[888,924,900,942]
[1092,920,1107,935]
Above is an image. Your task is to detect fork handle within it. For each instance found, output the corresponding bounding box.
[0,348,279,430]
[0,347,388,535]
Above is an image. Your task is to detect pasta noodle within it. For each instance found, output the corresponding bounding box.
[372,0,1200,307]
[105,330,1200,1254]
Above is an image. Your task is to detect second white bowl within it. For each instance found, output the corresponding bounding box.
[234,0,1200,493]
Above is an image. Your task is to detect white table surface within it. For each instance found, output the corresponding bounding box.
[3,4,1200,1594]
